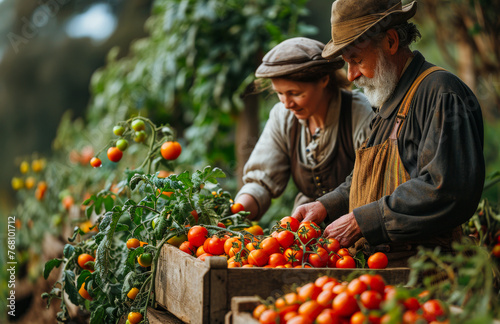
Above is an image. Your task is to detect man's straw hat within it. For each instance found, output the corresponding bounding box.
[322,0,417,59]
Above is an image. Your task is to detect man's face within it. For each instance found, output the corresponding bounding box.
[342,39,399,108]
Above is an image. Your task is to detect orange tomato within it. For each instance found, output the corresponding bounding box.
[127,287,139,300]
[90,157,102,168]
[161,141,182,160]
[107,147,123,163]
[245,225,264,236]
[231,202,245,214]
[77,254,95,271]
[367,252,388,269]
[248,249,269,267]
[128,312,143,324]
[79,282,92,301]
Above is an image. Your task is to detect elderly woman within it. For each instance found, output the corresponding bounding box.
[235,37,374,220]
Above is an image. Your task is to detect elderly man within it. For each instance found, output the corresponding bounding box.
[292,0,485,266]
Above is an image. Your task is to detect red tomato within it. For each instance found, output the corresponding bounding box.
[336,255,356,269]
[284,247,304,267]
[261,237,281,256]
[314,275,336,289]
[187,226,208,247]
[316,309,340,324]
[259,309,278,324]
[107,147,123,162]
[90,157,102,168]
[492,244,500,258]
[346,278,368,296]
[402,310,426,324]
[316,289,335,308]
[286,315,313,324]
[422,299,447,322]
[297,223,319,245]
[403,297,420,311]
[298,300,322,321]
[367,252,389,269]
[327,253,340,268]
[248,249,269,267]
[280,216,300,232]
[179,241,196,255]
[360,290,383,309]
[197,252,213,261]
[358,274,386,295]
[320,238,341,253]
[298,283,322,302]
[308,247,329,268]
[332,292,359,317]
[205,236,226,255]
[276,230,295,249]
[268,253,287,267]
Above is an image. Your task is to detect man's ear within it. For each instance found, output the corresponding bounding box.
[385,29,399,55]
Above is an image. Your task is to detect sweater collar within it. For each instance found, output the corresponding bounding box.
[377,51,426,119]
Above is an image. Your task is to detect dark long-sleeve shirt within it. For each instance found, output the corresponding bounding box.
[318,51,485,246]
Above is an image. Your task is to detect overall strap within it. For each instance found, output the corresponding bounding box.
[390,66,446,139]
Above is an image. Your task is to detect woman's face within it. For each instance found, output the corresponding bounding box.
[271,76,329,120]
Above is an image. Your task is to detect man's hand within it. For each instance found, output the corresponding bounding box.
[322,212,362,247]
[291,201,328,224]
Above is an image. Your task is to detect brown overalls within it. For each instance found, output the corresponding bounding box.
[349,67,462,267]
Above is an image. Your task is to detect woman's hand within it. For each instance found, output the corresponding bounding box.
[322,212,362,247]
[291,201,328,224]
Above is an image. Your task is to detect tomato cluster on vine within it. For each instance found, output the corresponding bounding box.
[177,216,388,270]
[88,117,182,167]
[253,274,449,324]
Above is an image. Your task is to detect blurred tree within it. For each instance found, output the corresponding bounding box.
[416,0,500,118]
[0,0,153,210]
[415,0,500,201]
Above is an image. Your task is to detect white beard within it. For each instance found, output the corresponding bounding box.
[354,49,399,108]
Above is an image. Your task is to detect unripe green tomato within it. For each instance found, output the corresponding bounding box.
[131,119,146,132]
[113,125,125,136]
[116,139,129,151]
[134,130,147,143]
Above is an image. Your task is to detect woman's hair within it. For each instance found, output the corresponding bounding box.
[245,64,351,97]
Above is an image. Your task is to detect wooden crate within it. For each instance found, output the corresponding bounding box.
[155,244,410,324]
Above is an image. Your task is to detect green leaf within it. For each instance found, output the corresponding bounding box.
[77,270,92,288]
[63,244,75,259]
[130,173,146,191]
[115,224,129,232]
[104,196,114,211]
[90,304,105,324]
[177,170,193,187]
[43,258,63,279]
[64,270,79,305]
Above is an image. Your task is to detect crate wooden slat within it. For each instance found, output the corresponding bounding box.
[227,296,260,324]
[147,307,184,324]
[155,244,411,324]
